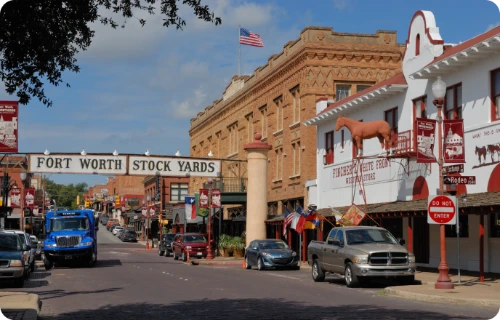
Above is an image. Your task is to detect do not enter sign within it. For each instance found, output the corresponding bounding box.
[427,195,457,225]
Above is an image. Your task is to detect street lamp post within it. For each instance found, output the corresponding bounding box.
[432,76,454,290]
[146,195,151,249]
[206,178,214,260]
[20,172,27,232]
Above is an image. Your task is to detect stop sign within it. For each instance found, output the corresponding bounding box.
[427,195,457,225]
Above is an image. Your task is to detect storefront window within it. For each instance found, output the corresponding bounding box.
[489,212,500,238]
[445,215,469,238]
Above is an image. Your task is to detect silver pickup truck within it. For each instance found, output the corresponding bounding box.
[307,226,416,287]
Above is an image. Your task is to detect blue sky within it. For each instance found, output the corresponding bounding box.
[4,0,499,187]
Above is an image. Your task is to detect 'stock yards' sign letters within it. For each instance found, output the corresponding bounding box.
[28,154,221,178]
[427,195,457,225]
[128,156,220,177]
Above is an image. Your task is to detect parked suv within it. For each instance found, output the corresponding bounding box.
[0,233,30,287]
[2,230,35,275]
[172,233,209,261]
[158,234,175,257]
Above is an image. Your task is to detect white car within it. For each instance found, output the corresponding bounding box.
[112,226,124,235]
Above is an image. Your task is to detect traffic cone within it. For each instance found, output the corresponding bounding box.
[186,251,190,262]
[242,258,245,269]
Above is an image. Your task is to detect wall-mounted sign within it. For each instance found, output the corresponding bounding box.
[128,156,221,177]
[28,154,127,175]
[0,101,18,153]
[101,188,108,194]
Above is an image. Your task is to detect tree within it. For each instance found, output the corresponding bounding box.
[0,0,221,107]
[44,179,88,209]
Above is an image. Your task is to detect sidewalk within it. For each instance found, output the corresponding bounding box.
[384,269,500,308]
[191,257,500,307]
[0,292,41,320]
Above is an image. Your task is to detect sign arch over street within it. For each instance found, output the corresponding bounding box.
[28,153,221,177]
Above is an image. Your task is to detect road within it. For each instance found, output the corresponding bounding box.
[7,229,499,319]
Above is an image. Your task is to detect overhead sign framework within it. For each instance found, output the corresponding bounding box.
[28,154,221,178]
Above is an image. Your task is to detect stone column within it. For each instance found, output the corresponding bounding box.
[244,133,272,247]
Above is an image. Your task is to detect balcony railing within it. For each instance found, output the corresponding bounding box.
[203,178,248,193]
[393,130,415,155]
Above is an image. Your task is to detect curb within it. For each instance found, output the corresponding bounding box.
[1,309,38,320]
[0,292,42,315]
[384,287,500,308]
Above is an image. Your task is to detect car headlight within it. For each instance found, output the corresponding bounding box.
[186,246,192,250]
[46,243,57,248]
[353,256,368,264]
[408,254,416,263]
[10,260,22,267]
[261,252,269,256]
[292,251,297,256]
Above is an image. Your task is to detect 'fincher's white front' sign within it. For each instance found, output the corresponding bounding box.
[29,154,127,175]
[28,154,221,177]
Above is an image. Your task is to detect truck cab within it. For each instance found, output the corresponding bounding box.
[43,209,98,270]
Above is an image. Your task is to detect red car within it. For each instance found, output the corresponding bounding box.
[172,233,209,261]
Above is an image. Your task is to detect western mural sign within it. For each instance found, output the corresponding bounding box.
[28,154,221,177]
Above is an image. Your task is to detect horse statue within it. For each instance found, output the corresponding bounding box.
[475,146,487,165]
[335,116,393,157]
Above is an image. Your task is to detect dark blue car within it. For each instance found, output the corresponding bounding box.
[244,239,299,271]
[0,233,29,287]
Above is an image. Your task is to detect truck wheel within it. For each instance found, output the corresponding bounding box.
[344,262,360,288]
[44,257,53,271]
[312,259,325,282]
[30,261,35,273]
[165,250,171,257]
[173,252,178,260]
[245,257,251,269]
[88,252,97,268]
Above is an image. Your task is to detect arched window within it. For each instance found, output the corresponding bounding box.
[415,34,420,56]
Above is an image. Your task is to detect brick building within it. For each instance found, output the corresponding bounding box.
[189,26,405,219]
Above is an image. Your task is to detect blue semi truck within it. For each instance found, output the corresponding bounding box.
[43,209,98,270]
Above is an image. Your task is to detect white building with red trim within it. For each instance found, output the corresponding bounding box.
[304,10,500,274]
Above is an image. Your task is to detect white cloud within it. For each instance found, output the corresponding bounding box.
[173,88,208,119]
[487,22,500,31]
[333,0,349,10]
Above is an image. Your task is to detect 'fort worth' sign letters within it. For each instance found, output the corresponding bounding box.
[28,154,221,177]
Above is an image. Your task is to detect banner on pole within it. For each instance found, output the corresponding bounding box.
[199,189,209,208]
[443,119,465,163]
[0,101,18,153]
[416,118,437,163]
[339,204,366,226]
[211,189,221,208]
[10,187,21,208]
[24,188,36,209]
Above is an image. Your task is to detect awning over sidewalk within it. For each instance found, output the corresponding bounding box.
[265,191,500,223]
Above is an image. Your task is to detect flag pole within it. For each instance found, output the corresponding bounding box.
[238,25,241,76]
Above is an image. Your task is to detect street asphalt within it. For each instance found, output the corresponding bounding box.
[1,228,498,319]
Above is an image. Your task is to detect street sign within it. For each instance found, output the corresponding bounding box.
[428,195,457,225]
[443,164,464,174]
[443,175,476,185]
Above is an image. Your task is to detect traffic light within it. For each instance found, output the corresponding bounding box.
[115,195,120,206]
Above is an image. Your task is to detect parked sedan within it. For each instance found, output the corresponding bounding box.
[0,233,29,287]
[115,229,126,238]
[119,230,138,242]
[29,235,42,260]
[112,226,124,235]
[244,239,299,271]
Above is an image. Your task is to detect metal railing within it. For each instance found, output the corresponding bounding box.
[393,130,415,155]
[203,178,248,193]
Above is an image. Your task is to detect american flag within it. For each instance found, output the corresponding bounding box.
[240,28,264,47]
[283,207,293,238]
